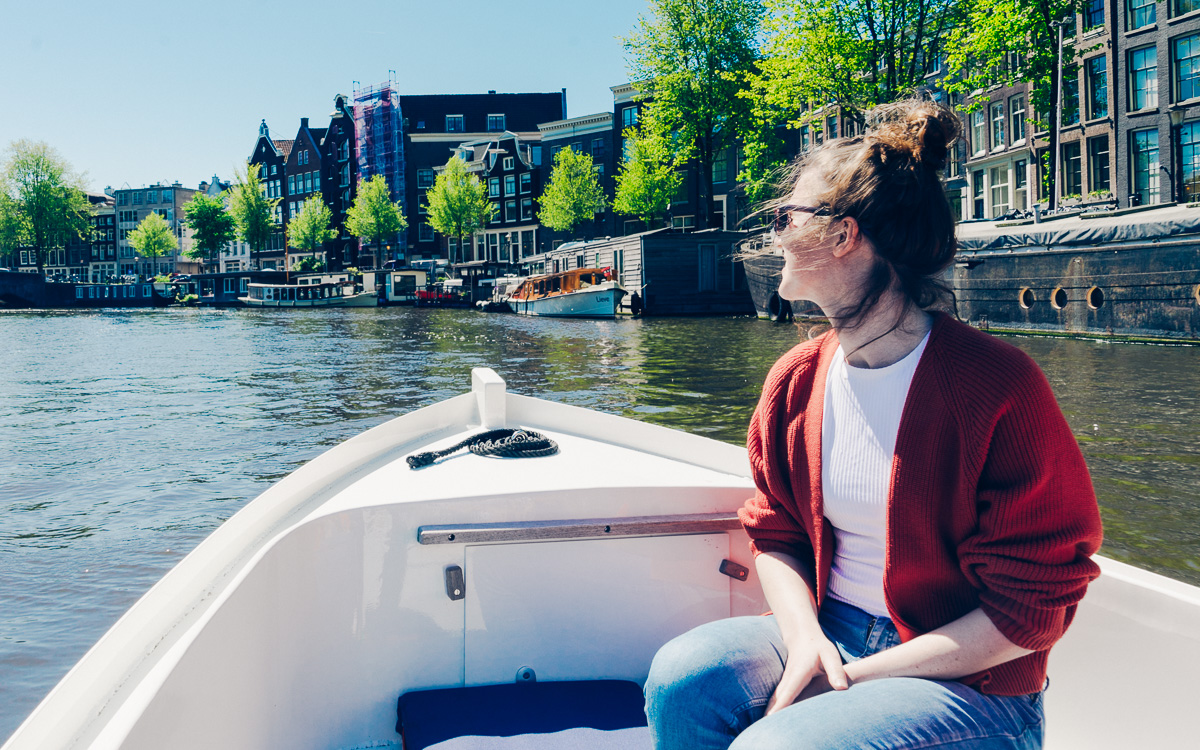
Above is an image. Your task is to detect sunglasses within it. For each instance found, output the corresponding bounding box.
[773,204,831,234]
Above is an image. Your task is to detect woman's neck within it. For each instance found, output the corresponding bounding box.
[833,297,933,369]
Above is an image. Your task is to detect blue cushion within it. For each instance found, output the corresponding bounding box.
[397,680,649,750]
[426,726,652,749]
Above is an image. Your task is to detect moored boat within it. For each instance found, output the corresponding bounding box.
[239,278,378,308]
[3,369,1198,749]
[507,267,625,318]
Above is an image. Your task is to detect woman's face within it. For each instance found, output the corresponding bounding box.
[775,177,839,303]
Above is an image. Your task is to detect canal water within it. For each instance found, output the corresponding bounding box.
[1,307,1197,740]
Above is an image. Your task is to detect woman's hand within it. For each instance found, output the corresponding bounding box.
[765,630,848,715]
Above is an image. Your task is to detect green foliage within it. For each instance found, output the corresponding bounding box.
[128,212,178,276]
[739,0,961,202]
[182,191,235,263]
[179,293,199,306]
[538,147,607,235]
[944,0,1080,203]
[228,162,278,266]
[0,139,90,273]
[623,0,764,228]
[291,255,327,273]
[345,175,407,263]
[613,126,683,226]
[425,156,493,263]
[287,195,336,256]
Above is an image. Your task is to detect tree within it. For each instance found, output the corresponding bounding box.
[538,147,607,237]
[0,140,90,274]
[613,126,683,228]
[426,156,493,264]
[287,195,337,266]
[624,0,765,229]
[944,0,1079,207]
[127,212,177,277]
[291,255,326,273]
[228,162,278,270]
[345,174,406,269]
[740,0,962,201]
[182,191,235,270]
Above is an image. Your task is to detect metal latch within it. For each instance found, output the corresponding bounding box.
[719,559,749,581]
[445,565,465,600]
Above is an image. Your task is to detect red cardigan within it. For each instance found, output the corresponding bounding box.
[739,314,1103,696]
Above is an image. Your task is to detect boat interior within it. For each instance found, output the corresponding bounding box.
[6,370,1200,750]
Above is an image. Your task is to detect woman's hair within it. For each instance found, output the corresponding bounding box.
[769,96,962,327]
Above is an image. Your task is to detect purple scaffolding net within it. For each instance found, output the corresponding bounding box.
[353,79,407,263]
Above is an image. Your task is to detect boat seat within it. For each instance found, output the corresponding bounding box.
[397,680,652,749]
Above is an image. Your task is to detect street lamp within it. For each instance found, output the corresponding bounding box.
[1049,17,1069,212]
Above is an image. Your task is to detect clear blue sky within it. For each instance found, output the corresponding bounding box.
[2,0,650,193]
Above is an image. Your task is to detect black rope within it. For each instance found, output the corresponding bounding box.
[406,428,559,469]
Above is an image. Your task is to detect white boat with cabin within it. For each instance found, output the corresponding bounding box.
[507,268,625,318]
[4,369,1198,749]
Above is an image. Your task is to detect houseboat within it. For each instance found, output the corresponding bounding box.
[3,369,1198,750]
[239,277,377,308]
[381,269,428,306]
[507,267,625,318]
[0,271,173,309]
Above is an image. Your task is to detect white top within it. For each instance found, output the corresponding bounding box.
[821,332,930,616]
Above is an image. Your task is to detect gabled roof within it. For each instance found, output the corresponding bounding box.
[274,140,295,158]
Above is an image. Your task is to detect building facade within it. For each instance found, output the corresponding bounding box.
[112,183,196,277]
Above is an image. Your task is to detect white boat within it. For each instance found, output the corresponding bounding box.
[507,268,625,318]
[4,369,1199,750]
[239,279,378,308]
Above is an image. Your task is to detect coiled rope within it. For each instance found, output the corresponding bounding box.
[406,428,559,469]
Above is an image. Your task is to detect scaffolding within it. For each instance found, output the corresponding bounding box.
[353,76,407,263]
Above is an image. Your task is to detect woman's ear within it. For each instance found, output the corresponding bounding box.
[830,217,866,259]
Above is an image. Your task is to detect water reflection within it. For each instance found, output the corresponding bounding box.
[0,307,1197,741]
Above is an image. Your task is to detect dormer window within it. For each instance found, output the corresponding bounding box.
[487,114,506,132]
[446,115,465,133]
[503,156,515,171]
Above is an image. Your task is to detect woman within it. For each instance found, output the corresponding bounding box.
[644,99,1103,749]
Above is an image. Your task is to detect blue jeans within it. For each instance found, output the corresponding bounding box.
[645,598,1044,749]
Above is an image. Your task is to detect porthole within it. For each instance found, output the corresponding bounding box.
[1051,286,1068,310]
[1086,286,1105,310]
[1019,287,1035,309]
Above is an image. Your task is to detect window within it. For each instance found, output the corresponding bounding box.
[1177,0,1200,15]
[417,201,426,215]
[419,223,434,242]
[972,170,985,218]
[1180,122,1200,200]
[971,110,987,154]
[1129,46,1158,110]
[1063,66,1080,125]
[503,156,514,171]
[133,191,143,204]
[1127,0,1156,29]
[504,175,516,196]
[990,102,1005,149]
[147,190,157,204]
[490,202,500,223]
[520,172,531,193]
[800,126,811,152]
[488,177,500,198]
[446,115,465,133]
[1009,96,1026,143]
[487,114,506,132]
[672,215,695,229]
[1087,57,1109,119]
[305,173,313,193]
[117,193,128,206]
[418,169,435,189]
[1014,160,1028,211]
[521,230,534,256]
[1084,0,1104,29]
[1131,128,1160,205]
[340,165,350,187]
[313,172,320,191]
[621,107,638,129]
[591,138,605,160]
[1175,34,1200,102]
[989,166,1010,217]
[1088,135,1111,194]
[825,115,838,139]
[164,189,173,202]
[288,175,295,194]
[271,165,277,175]
[505,200,517,222]
[531,145,542,166]
[1062,141,1082,197]
[487,233,499,261]
[712,148,730,183]
[521,198,533,220]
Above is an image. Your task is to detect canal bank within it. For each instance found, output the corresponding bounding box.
[0,306,1197,741]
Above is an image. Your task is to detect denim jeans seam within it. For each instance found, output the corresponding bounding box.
[885,718,1043,750]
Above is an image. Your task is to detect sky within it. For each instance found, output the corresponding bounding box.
[2,0,650,193]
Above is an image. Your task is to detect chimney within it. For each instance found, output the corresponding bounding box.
[488,90,496,95]
[301,117,309,128]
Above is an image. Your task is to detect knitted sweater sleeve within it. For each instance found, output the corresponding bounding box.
[957,356,1104,652]
[739,345,816,564]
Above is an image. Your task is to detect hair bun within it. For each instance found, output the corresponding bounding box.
[868,99,961,172]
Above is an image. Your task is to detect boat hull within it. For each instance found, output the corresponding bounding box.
[509,284,625,318]
[238,291,378,308]
[740,253,821,321]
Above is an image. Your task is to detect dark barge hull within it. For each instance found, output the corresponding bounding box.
[741,252,821,321]
[1,272,172,309]
[955,206,1200,339]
